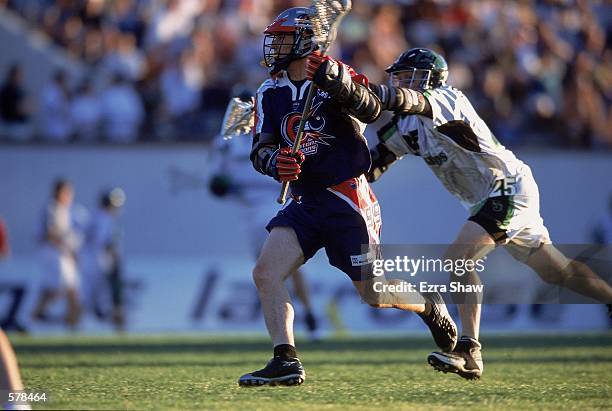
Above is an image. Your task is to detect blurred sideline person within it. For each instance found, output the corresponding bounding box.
[80,188,126,331]
[0,218,30,410]
[32,179,81,329]
[367,48,612,380]
[209,97,320,340]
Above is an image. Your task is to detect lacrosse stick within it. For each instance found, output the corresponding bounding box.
[220,97,255,140]
[276,0,352,204]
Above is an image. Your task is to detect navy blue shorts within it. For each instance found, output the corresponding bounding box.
[266,175,381,281]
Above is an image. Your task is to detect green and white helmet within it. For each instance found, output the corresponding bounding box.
[385,48,448,90]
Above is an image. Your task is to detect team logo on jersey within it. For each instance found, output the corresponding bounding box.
[424,152,448,166]
[280,101,335,155]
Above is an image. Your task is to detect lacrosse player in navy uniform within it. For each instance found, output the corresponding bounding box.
[368,47,612,380]
[239,9,457,387]
[209,92,321,341]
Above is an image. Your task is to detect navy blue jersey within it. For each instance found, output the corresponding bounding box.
[254,73,371,196]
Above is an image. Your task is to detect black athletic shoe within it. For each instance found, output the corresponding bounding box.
[428,337,483,380]
[238,356,305,387]
[418,292,457,352]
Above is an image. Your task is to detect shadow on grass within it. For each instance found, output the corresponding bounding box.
[13,334,612,356]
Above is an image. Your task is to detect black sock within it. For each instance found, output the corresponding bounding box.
[274,344,297,359]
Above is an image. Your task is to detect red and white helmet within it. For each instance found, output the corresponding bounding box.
[263,7,317,75]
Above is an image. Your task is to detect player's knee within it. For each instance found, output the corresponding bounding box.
[535,268,564,285]
[252,263,270,288]
[252,261,282,288]
[538,274,563,286]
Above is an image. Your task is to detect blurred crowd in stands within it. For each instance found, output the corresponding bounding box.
[0,0,609,147]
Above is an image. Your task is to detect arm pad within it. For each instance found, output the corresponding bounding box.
[250,132,278,177]
[370,84,432,117]
[313,61,381,123]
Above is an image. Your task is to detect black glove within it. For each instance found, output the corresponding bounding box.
[306,52,356,105]
[367,143,398,183]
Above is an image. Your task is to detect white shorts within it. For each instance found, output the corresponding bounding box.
[40,245,79,291]
[470,166,551,261]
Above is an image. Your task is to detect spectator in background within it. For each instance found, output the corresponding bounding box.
[39,70,72,142]
[146,0,202,50]
[0,63,32,141]
[81,188,127,331]
[561,51,611,147]
[32,178,81,330]
[100,74,144,142]
[367,4,408,84]
[160,47,204,140]
[102,31,146,81]
[69,79,101,142]
[1,0,610,148]
[107,0,146,44]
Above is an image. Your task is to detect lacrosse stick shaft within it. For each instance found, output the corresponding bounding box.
[276,82,318,204]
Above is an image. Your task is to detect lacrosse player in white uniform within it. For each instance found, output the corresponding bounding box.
[368,48,612,380]
[209,92,321,341]
[32,179,82,329]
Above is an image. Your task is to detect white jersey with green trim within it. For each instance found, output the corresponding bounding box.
[380,85,529,212]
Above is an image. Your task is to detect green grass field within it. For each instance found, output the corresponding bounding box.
[9,333,612,410]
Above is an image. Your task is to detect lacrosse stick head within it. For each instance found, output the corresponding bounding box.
[220,97,255,140]
[309,0,352,54]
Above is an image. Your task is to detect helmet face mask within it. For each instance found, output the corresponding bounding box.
[388,68,433,90]
[263,32,296,68]
[262,7,316,74]
[386,48,448,90]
